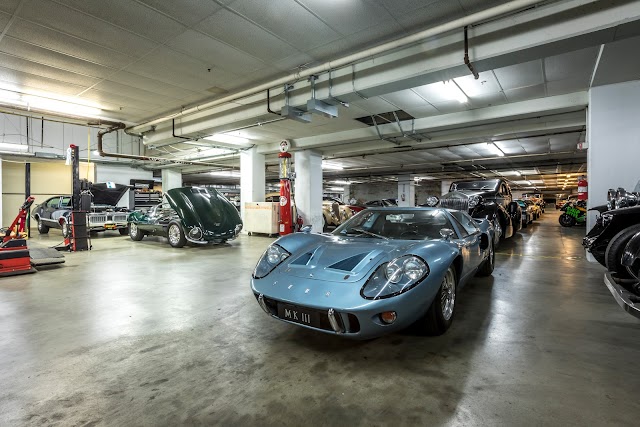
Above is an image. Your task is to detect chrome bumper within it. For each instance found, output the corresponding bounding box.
[603,272,640,320]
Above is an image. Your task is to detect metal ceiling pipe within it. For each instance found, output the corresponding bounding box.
[127,0,546,134]
[94,119,232,168]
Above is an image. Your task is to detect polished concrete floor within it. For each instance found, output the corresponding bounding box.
[1,211,639,426]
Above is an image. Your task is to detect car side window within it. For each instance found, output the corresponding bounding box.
[46,198,60,208]
[60,197,71,207]
[450,211,479,235]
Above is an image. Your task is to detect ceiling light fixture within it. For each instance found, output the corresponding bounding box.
[0,142,29,152]
[487,142,505,157]
[441,80,468,103]
[0,89,103,118]
[331,180,351,185]
[204,133,250,146]
[322,161,344,170]
[209,170,241,177]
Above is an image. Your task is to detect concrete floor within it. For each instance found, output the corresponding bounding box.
[1,211,639,426]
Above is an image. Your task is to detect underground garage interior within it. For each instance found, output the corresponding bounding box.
[1,0,640,425]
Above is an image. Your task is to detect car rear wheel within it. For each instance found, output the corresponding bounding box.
[119,227,129,236]
[129,223,144,241]
[167,223,186,248]
[422,266,457,335]
[476,242,495,277]
[605,225,640,278]
[37,219,49,234]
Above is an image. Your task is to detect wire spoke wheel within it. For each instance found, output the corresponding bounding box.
[168,224,181,245]
[440,268,456,321]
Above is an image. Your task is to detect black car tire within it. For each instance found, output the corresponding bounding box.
[522,219,528,228]
[119,227,129,236]
[605,225,640,277]
[559,214,575,227]
[422,266,458,335]
[129,223,144,241]
[167,222,186,248]
[476,241,495,277]
[37,219,49,234]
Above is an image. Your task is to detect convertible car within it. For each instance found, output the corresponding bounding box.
[251,207,495,339]
[128,187,242,247]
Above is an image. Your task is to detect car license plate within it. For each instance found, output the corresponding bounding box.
[277,303,321,328]
[105,224,116,229]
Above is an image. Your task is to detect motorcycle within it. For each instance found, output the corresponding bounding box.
[559,200,587,227]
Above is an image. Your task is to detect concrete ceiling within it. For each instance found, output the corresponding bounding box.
[1,0,640,194]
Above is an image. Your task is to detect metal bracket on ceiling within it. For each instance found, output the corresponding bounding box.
[328,68,349,107]
[464,26,480,80]
[352,65,368,100]
[371,115,399,145]
[392,111,421,143]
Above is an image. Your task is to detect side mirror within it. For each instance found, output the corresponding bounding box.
[440,228,455,241]
[301,225,312,233]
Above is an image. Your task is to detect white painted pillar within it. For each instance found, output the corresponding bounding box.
[441,180,453,196]
[161,169,182,192]
[343,185,351,204]
[587,81,640,260]
[397,174,415,207]
[294,150,323,232]
[240,147,265,221]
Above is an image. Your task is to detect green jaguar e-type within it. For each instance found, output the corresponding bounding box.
[128,187,243,248]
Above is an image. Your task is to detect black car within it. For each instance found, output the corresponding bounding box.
[434,179,522,242]
[365,199,397,207]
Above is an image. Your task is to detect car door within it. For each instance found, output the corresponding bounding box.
[450,211,483,273]
[41,197,62,224]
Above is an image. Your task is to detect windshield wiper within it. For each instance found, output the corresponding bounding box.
[351,227,388,240]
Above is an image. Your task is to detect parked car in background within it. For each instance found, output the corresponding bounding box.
[251,207,495,339]
[516,200,533,227]
[322,197,353,231]
[32,183,130,236]
[365,199,397,207]
[524,199,542,220]
[431,178,522,243]
[128,187,242,248]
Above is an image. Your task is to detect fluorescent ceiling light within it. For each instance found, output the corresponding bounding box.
[414,176,437,180]
[209,170,241,178]
[487,142,505,157]
[441,80,468,103]
[322,161,343,170]
[499,171,521,176]
[530,180,544,185]
[515,180,532,185]
[24,95,101,117]
[331,180,351,185]
[92,150,101,156]
[326,187,344,192]
[0,142,28,152]
[204,133,250,146]
[519,169,540,175]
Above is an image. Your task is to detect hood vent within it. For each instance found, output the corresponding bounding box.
[291,251,314,265]
[328,252,369,272]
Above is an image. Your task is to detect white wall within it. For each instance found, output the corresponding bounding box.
[587,80,640,230]
[350,181,441,205]
[95,163,153,185]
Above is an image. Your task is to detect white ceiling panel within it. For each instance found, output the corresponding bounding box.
[333,104,371,120]
[0,69,85,96]
[0,0,20,14]
[107,71,199,100]
[592,36,640,87]
[90,80,183,107]
[396,0,464,32]
[137,0,223,27]
[166,30,265,76]
[195,9,297,63]
[0,52,102,88]
[430,101,469,114]
[18,0,158,57]
[296,0,393,35]
[468,92,508,109]
[412,81,459,104]
[373,0,440,17]
[0,11,10,28]
[230,0,341,51]
[494,60,544,90]
[546,77,590,96]
[430,148,463,161]
[273,52,316,72]
[544,46,599,82]
[454,71,502,96]
[494,140,527,155]
[402,104,441,118]
[503,84,546,103]
[80,88,167,112]
[54,0,187,43]
[6,20,134,69]
[459,0,512,14]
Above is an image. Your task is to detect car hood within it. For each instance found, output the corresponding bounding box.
[165,187,242,233]
[276,234,452,284]
[91,183,129,206]
[441,190,484,199]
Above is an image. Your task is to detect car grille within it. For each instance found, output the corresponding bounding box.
[439,195,469,211]
[89,213,128,225]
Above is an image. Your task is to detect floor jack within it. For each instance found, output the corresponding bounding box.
[0,197,65,277]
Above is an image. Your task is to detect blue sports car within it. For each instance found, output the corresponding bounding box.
[251,207,495,339]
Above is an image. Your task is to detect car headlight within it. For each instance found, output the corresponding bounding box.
[468,195,482,209]
[601,213,613,228]
[253,244,290,279]
[361,255,429,300]
[424,196,439,207]
[188,227,203,240]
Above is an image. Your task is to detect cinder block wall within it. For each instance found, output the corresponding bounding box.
[349,181,441,205]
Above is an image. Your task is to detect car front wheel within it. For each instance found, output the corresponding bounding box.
[476,242,495,277]
[167,223,186,248]
[37,219,49,234]
[605,225,640,278]
[422,266,458,335]
[129,223,144,241]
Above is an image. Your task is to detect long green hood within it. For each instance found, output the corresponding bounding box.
[166,187,242,237]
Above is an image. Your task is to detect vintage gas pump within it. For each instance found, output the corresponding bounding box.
[278,140,295,236]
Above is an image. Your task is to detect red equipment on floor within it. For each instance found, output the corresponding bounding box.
[0,196,36,277]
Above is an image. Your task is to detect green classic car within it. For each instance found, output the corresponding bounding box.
[128,187,243,248]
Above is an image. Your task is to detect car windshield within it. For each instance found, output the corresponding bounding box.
[516,200,526,207]
[451,180,499,191]
[334,209,453,240]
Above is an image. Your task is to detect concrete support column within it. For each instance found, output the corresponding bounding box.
[161,169,182,192]
[587,81,640,260]
[240,147,265,221]
[294,150,323,231]
[343,185,351,204]
[397,174,415,207]
[0,160,3,226]
[441,180,453,196]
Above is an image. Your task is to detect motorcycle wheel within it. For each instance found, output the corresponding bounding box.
[558,214,576,227]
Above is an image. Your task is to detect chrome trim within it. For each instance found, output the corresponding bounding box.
[604,273,640,319]
[257,294,270,314]
[327,308,344,333]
